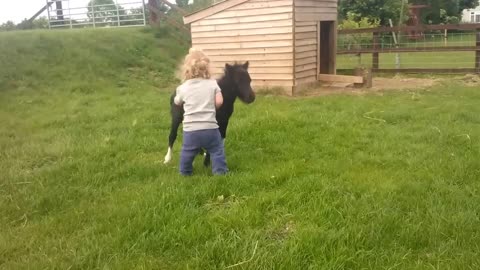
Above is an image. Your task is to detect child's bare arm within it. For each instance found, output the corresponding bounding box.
[174,87,184,106]
[215,92,223,109]
[174,95,183,106]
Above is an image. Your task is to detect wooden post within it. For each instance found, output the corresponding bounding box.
[316,21,320,79]
[372,32,379,70]
[354,67,372,88]
[476,30,480,73]
[334,20,338,74]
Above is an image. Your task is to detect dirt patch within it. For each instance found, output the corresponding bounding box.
[297,75,440,97]
[456,74,480,87]
[372,76,439,91]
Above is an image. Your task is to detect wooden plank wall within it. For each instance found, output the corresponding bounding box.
[295,0,337,22]
[295,20,318,85]
[190,0,294,91]
[294,0,338,86]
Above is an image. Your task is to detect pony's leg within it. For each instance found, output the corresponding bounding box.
[203,153,211,167]
[165,147,173,164]
[164,108,182,164]
[164,123,178,164]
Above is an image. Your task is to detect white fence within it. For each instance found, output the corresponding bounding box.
[46,0,146,29]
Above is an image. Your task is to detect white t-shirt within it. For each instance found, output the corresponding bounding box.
[174,78,221,132]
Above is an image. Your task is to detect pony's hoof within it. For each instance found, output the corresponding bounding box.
[164,148,172,164]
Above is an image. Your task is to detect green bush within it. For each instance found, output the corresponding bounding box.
[338,12,380,50]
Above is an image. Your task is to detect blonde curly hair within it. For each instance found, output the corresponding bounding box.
[181,48,211,81]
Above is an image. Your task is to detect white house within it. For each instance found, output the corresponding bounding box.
[462,5,480,23]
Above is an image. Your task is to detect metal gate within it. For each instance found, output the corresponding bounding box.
[46,0,146,29]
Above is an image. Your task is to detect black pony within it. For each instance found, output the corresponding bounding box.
[164,62,255,165]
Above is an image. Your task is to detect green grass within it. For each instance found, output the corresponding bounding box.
[2,28,480,269]
[0,27,184,92]
[337,52,476,69]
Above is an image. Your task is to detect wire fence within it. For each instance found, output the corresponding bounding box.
[338,32,476,50]
[337,25,480,73]
[337,52,476,69]
[46,0,146,29]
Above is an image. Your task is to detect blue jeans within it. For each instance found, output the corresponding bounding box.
[180,129,228,176]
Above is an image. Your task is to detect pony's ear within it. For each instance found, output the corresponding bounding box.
[225,63,233,73]
[243,61,249,70]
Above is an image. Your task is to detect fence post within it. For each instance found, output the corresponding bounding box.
[444,29,447,46]
[91,1,96,28]
[142,0,147,26]
[116,0,120,26]
[372,32,379,70]
[46,0,51,29]
[476,29,480,73]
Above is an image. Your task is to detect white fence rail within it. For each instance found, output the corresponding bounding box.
[46,0,146,29]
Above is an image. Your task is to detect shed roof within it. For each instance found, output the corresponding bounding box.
[183,0,250,24]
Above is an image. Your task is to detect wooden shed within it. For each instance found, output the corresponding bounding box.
[183,0,338,95]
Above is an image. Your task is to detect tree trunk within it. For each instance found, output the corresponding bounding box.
[149,0,159,25]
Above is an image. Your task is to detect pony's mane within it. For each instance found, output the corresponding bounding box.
[218,62,246,81]
[228,62,247,69]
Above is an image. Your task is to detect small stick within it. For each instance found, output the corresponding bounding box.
[363,111,386,123]
[455,134,471,141]
[14,181,32,185]
[225,241,259,269]
[22,214,28,227]
[10,214,27,225]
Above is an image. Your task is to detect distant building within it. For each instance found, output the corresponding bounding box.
[462,5,480,23]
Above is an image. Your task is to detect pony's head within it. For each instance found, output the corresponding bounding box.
[224,62,255,104]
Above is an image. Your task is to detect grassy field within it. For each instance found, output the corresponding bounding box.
[337,52,476,70]
[1,28,480,269]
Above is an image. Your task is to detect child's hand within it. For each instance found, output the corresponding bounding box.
[174,95,184,106]
[215,92,223,109]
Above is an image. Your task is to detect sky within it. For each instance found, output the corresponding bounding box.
[0,0,158,24]
[0,0,90,24]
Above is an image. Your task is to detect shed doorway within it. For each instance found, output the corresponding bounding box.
[319,21,335,75]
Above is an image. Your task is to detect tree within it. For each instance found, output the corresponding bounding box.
[338,0,479,25]
[0,21,16,31]
[87,0,126,24]
[460,0,479,10]
[32,17,49,29]
[17,19,34,30]
[412,0,479,24]
[122,8,147,26]
[148,0,169,24]
[0,17,49,32]
[338,12,381,50]
[180,0,214,13]
[175,0,189,8]
[338,0,405,25]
